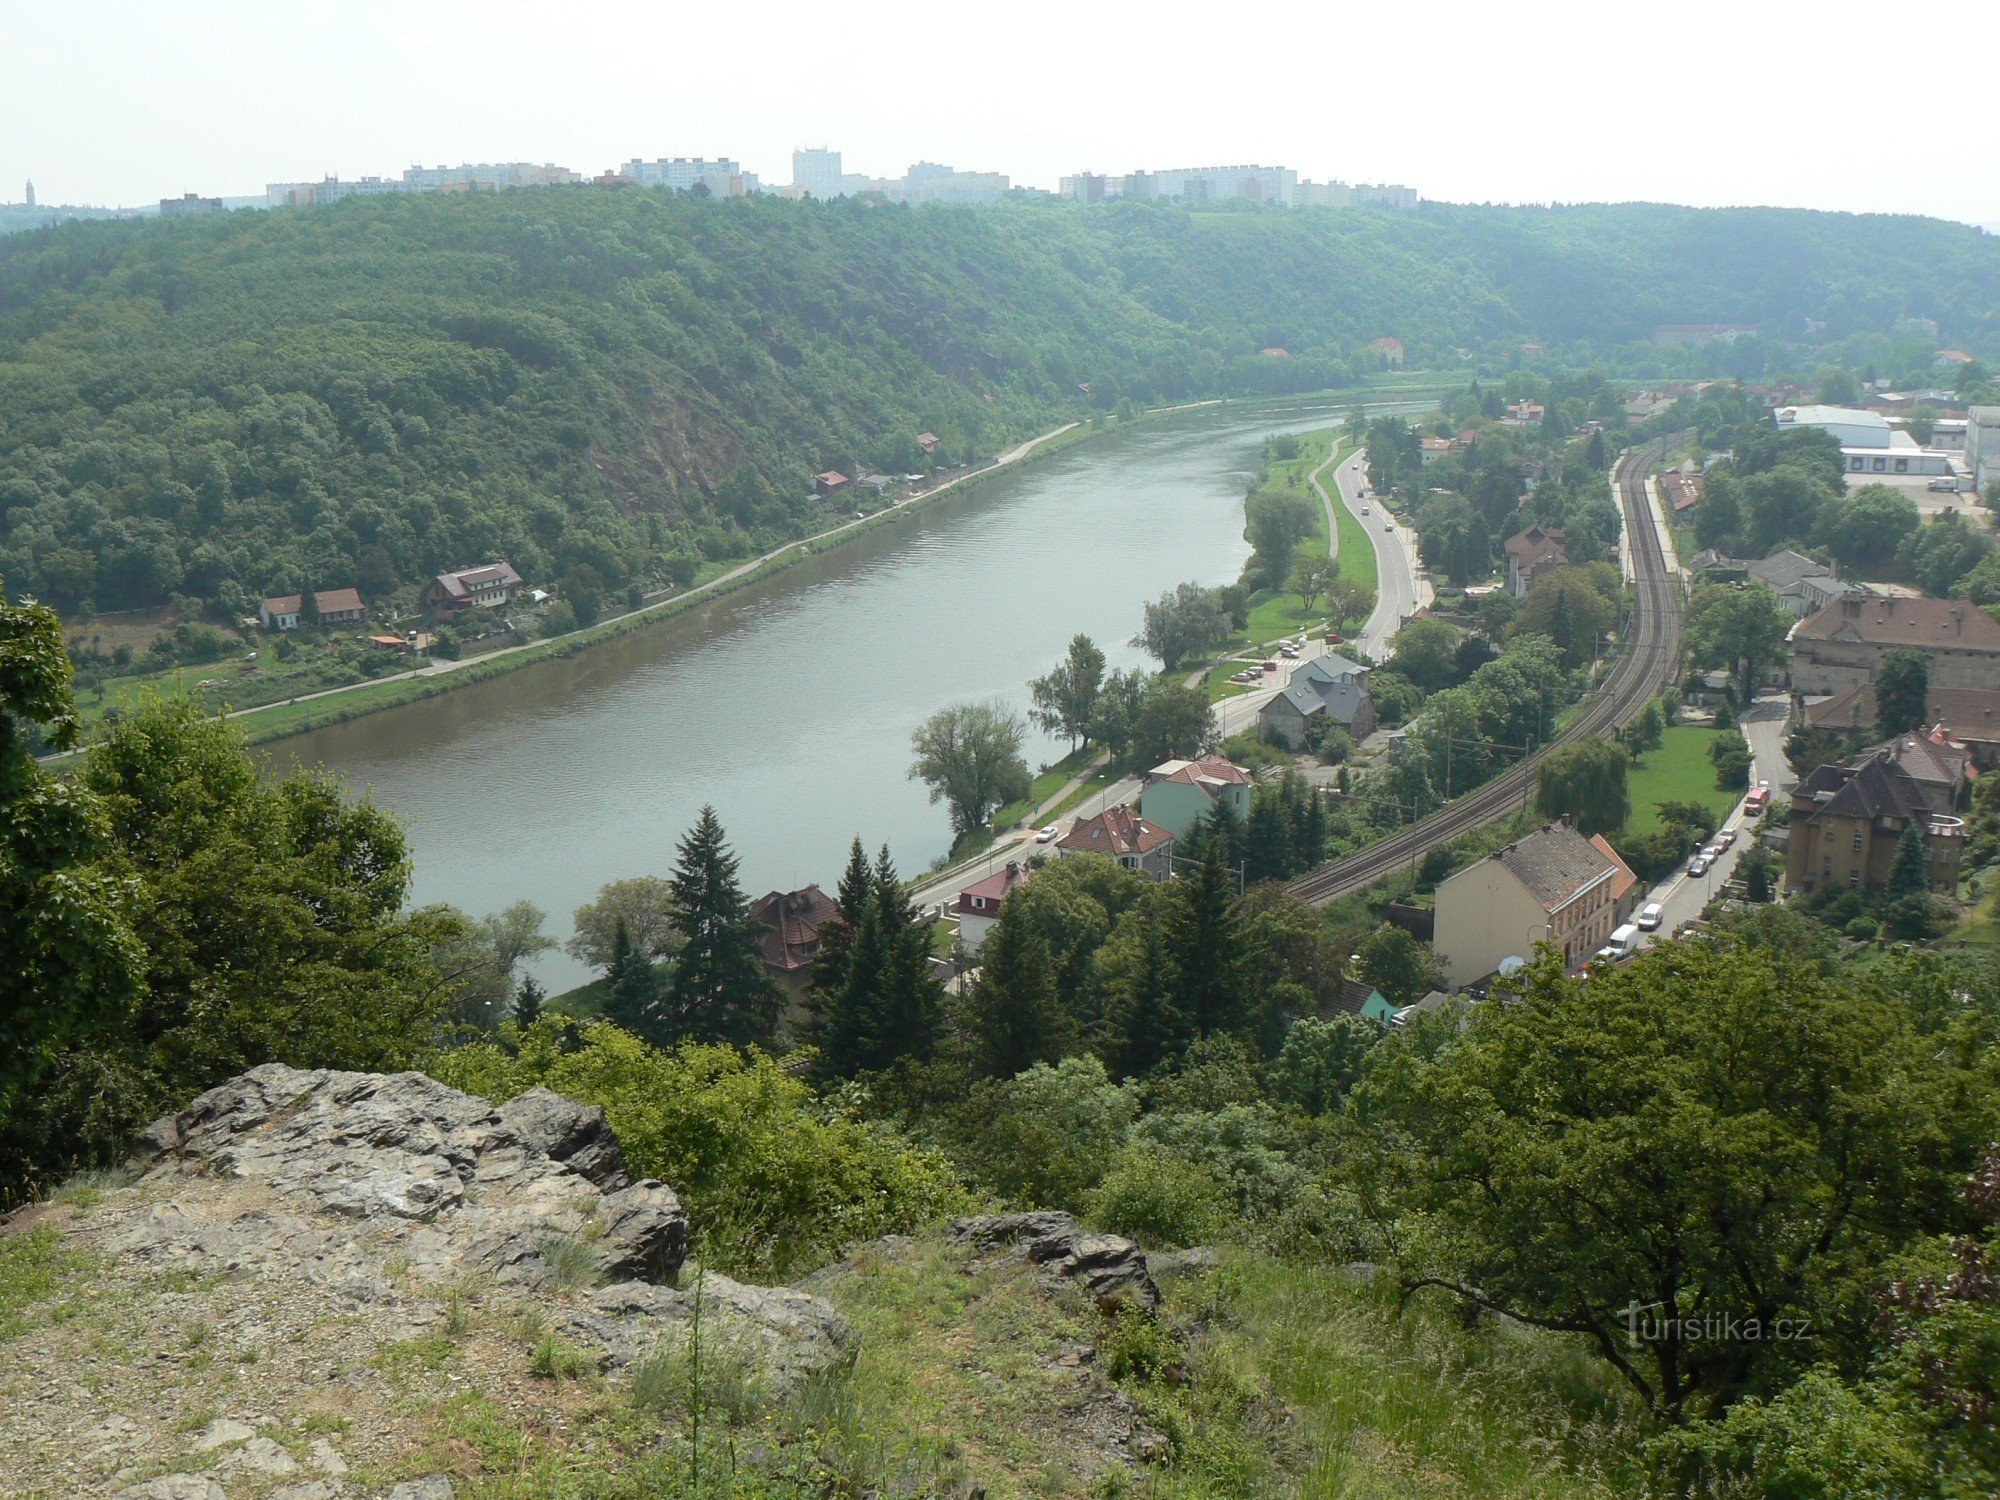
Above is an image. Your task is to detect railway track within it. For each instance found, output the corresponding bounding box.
[1287,440,1681,906]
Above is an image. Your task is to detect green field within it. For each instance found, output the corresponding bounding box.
[1624,725,1740,836]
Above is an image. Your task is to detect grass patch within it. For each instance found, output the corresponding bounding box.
[0,1227,96,1341]
[1624,725,1739,837]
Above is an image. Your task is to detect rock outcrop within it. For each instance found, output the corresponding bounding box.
[1,1064,855,1496]
[948,1212,1161,1310]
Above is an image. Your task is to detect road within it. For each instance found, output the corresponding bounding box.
[1286,440,1684,907]
[1310,443,1430,662]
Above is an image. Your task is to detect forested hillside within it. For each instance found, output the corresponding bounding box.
[2,191,1995,616]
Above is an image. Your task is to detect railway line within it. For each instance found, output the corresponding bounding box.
[1287,440,1681,906]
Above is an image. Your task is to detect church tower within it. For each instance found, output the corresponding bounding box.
[24,180,34,208]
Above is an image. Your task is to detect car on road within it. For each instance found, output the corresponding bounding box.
[1636,902,1665,932]
[1688,854,1712,877]
[1280,646,1300,659]
[1360,504,1370,515]
[1035,824,1060,843]
[1384,521,1395,532]
[1261,659,1278,672]
[1929,475,1960,492]
[1710,828,1736,850]
[1743,786,1771,815]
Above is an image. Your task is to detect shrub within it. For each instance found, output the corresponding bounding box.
[1087,1144,1233,1248]
[434,1021,970,1279]
[951,1055,1137,1211]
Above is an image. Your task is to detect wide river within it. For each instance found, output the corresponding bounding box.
[279,395,1408,988]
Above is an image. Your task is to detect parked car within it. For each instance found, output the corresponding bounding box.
[1688,854,1712,877]
[1261,660,1279,673]
[1280,645,1300,659]
[1929,475,1959,492]
[1711,828,1736,850]
[1636,902,1665,932]
[1605,923,1641,959]
[1035,824,1060,844]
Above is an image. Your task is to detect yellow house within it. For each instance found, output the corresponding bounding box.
[1432,821,1623,990]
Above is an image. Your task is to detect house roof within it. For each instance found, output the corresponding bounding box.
[750,885,842,971]
[433,562,522,599]
[1329,978,1388,1018]
[1805,685,2000,743]
[1296,652,1368,685]
[1747,550,1831,593]
[814,470,848,486]
[1466,821,1618,914]
[957,860,1032,910]
[1792,594,2000,652]
[1504,524,1568,568]
[1057,804,1172,858]
[262,586,366,616]
[1150,755,1253,793]
[1587,834,1640,902]
[1795,749,1941,824]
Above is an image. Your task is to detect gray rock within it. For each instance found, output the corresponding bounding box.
[310,1437,350,1477]
[381,1477,456,1499]
[219,1435,300,1476]
[594,1180,689,1283]
[189,1416,256,1451]
[118,1479,226,1500]
[949,1212,1158,1310]
[1149,1246,1219,1279]
[271,1484,346,1500]
[496,1087,629,1190]
[561,1275,856,1397]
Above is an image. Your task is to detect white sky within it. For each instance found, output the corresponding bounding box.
[6,0,1997,224]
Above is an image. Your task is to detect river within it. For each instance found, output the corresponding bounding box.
[277,395,1403,989]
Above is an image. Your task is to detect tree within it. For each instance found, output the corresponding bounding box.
[816,845,942,1078]
[1275,1014,1384,1115]
[965,914,1067,1079]
[1818,484,1919,570]
[909,700,1032,837]
[1353,940,1982,1421]
[1536,738,1631,835]
[1886,820,1930,900]
[1086,667,1151,762]
[441,900,557,1031]
[1096,894,1184,1079]
[1710,738,1752,791]
[1288,555,1334,613]
[1168,841,1243,1040]
[568,877,681,969]
[0,582,142,1131]
[1130,679,1216,766]
[1685,583,1790,698]
[1244,491,1318,587]
[512,975,546,1029]
[1354,923,1442,1006]
[1027,634,1107,752]
[1134,582,1228,672]
[1513,570,1616,670]
[604,918,668,1046]
[1875,648,1930,738]
[661,806,780,1047]
[1387,617,1463,693]
[1325,575,1371,627]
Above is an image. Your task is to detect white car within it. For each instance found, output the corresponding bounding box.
[1384,521,1395,532]
[1361,504,1370,515]
[1711,829,1736,850]
[1035,824,1060,844]
[1636,902,1665,932]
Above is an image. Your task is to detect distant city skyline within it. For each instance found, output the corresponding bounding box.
[7,1,1999,224]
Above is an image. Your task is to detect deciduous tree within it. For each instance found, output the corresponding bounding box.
[909,700,1032,836]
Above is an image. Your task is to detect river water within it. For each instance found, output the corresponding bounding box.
[277,395,1395,988]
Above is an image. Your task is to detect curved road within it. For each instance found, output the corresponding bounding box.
[1287,441,1680,906]
[1309,442,1430,662]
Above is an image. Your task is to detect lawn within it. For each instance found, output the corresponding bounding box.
[1623,725,1741,837]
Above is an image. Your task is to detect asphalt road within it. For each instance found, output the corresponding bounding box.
[1313,446,1431,662]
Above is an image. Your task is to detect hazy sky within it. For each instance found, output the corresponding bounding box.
[8,0,1998,224]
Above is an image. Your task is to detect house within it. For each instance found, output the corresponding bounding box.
[1391,989,1454,1028]
[426,562,523,612]
[1588,834,1642,923]
[1746,549,1836,618]
[1787,593,2000,695]
[1368,336,1405,368]
[1686,549,1750,584]
[1783,740,1968,897]
[1140,756,1254,841]
[1259,653,1377,750]
[1659,468,1706,516]
[1502,400,1545,427]
[1803,685,2000,770]
[1055,804,1175,880]
[749,885,844,999]
[1432,820,1624,990]
[1327,978,1396,1024]
[953,860,1032,954]
[258,587,366,631]
[1503,524,1568,597]
[1418,436,1454,466]
[813,470,850,498]
[854,473,896,497]
[916,432,941,456]
[1936,349,1976,367]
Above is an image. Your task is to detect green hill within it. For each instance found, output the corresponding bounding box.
[2,192,1995,616]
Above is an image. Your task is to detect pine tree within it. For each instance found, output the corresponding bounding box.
[808,837,873,1017]
[1886,820,1930,900]
[605,918,667,1045]
[1103,903,1184,1078]
[1297,786,1328,866]
[1171,841,1242,1039]
[870,846,943,1065]
[1244,792,1295,883]
[513,974,546,1028]
[966,915,1065,1079]
[817,893,889,1078]
[663,805,780,1047]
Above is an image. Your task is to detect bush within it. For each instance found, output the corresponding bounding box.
[1845,916,1879,942]
[951,1055,1136,1210]
[1087,1143,1233,1248]
[434,1021,970,1279]
[1711,740,1752,791]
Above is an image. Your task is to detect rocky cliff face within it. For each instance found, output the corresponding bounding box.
[0,1064,854,1498]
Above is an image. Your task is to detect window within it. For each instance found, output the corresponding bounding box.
[1873,457,1887,472]
[1894,459,1909,474]
[1850,871,1861,887]
[1852,830,1864,852]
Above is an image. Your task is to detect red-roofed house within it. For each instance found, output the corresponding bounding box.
[1788,593,2000,695]
[1588,834,1642,923]
[814,470,850,497]
[953,860,1032,954]
[749,885,844,998]
[1139,756,1254,841]
[259,587,367,630]
[1503,524,1569,597]
[1055,804,1175,879]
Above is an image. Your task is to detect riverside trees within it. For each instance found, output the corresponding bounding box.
[908,700,1033,839]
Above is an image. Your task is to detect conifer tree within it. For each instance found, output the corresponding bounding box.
[870,846,943,1065]
[1886,820,1930,901]
[512,974,546,1028]
[1171,841,1242,1039]
[605,918,667,1046]
[1244,792,1295,884]
[663,805,780,1046]
[965,915,1066,1079]
[1102,901,1184,1078]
